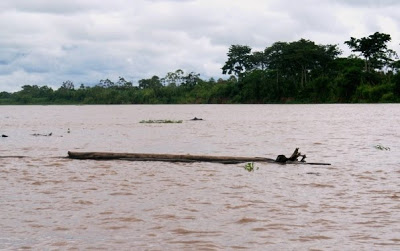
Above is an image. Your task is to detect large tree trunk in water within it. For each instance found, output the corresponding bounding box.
[67,150,331,165]
[68,151,275,164]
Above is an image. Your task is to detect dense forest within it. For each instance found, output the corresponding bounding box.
[1,32,400,104]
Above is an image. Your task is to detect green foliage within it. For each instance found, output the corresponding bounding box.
[61,80,75,90]
[354,83,394,102]
[335,66,363,102]
[244,162,258,172]
[222,45,253,78]
[345,32,396,72]
[393,72,400,97]
[161,69,184,87]
[306,76,333,102]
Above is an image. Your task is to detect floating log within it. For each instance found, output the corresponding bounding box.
[67,151,331,165]
[0,156,26,159]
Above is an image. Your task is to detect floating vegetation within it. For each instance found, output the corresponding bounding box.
[31,132,52,137]
[244,162,258,172]
[374,144,390,151]
[140,119,183,124]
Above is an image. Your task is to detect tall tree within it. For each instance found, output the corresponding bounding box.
[222,45,253,78]
[251,51,268,71]
[182,72,201,88]
[264,42,288,88]
[138,75,162,89]
[263,40,340,91]
[98,79,115,88]
[161,69,184,87]
[345,32,396,72]
[61,80,75,90]
[285,39,340,88]
[116,77,133,89]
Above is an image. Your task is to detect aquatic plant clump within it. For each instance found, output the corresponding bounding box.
[244,162,258,172]
[140,119,183,124]
[374,144,390,151]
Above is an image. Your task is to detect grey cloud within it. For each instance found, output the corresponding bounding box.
[333,0,400,7]
[1,0,130,14]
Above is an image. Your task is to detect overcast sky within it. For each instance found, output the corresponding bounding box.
[1,0,399,92]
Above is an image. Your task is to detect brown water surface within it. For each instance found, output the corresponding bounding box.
[1,104,399,250]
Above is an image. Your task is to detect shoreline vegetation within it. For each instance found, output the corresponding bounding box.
[1,32,400,105]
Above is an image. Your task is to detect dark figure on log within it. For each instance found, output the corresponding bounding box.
[191,117,203,121]
[1,134,8,137]
[275,148,306,163]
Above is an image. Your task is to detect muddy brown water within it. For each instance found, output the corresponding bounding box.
[1,104,399,250]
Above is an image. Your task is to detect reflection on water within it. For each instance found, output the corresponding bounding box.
[1,104,400,250]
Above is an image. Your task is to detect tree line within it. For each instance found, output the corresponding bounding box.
[1,32,400,104]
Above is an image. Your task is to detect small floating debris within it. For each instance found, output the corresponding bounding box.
[1,134,8,137]
[306,172,321,176]
[190,117,203,121]
[374,144,390,151]
[31,133,52,137]
[140,120,183,124]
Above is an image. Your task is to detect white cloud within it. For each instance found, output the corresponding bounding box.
[0,0,399,92]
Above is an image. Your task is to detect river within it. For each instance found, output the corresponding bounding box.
[1,104,399,250]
